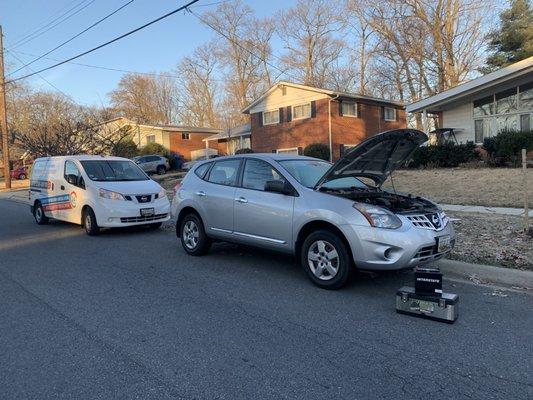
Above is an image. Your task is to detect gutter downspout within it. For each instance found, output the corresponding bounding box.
[328,94,340,162]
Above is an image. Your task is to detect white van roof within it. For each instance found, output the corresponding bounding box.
[34,155,130,162]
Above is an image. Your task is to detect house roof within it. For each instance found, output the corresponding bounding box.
[241,81,404,113]
[407,56,533,113]
[203,123,251,142]
[98,117,222,134]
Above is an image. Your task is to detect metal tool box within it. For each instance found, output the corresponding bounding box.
[396,286,459,323]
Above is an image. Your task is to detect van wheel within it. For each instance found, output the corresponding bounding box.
[300,230,352,290]
[156,165,166,175]
[179,213,211,256]
[33,202,49,225]
[83,207,100,236]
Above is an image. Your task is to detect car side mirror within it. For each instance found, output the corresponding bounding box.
[66,174,78,185]
[264,179,294,196]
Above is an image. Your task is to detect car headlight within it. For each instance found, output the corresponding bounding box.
[353,202,402,229]
[157,188,167,199]
[98,188,125,201]
[438,211,449,227]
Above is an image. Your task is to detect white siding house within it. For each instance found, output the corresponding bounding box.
[407,57,533,144]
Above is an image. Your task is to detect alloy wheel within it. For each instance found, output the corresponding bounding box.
[307,240,339,281]
[183,220,199,249]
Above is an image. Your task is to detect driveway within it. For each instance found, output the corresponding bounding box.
[0,198,532,399]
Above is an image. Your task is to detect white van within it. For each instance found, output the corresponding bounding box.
[29,155,171,235]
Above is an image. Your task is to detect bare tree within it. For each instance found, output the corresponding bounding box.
[277,0,346,88]
[109,73,180,124]
[177,42,221,128]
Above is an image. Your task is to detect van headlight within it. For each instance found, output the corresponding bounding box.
[98,188,125,201]
[353,202,402,229]
[157,188,167,199]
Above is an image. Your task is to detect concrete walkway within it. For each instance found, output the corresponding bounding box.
[442,203,533,217]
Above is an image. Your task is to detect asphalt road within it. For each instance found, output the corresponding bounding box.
[0,198,532,400]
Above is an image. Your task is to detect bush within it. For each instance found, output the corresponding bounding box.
[111,139,139,159]
[409,142,479,168]
[235,148,254,154]
[483,130,533,167]
[304,143,330,161]
[139,142,170,157]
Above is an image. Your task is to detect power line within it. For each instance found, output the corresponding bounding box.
[9,0,97,50]
[8,0,135,76]
[6,0,201,84]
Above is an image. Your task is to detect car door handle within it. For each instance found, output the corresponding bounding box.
[235,197,248,203]
[60,185,65,190]
[195,191,206,197]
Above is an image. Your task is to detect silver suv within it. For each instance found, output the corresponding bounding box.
[171,129,455,289]
[134,155,169,175]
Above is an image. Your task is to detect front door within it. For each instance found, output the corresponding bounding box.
[233,158,294,250]
[202,159,242,237]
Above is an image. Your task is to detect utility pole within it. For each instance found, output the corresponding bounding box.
[0,25,11,189]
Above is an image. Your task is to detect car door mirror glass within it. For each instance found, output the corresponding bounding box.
[66,174,78,185]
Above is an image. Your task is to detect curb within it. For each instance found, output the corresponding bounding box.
[435,259,533,289]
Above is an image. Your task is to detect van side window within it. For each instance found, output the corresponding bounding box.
[64,160,85,189]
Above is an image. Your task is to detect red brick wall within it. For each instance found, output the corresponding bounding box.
[250,98,406,160]
[168,132,218,161]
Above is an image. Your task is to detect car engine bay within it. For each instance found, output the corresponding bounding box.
[320,188,440,214]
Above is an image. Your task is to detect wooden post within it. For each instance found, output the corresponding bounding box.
[0,26,11,189]
[523,149,529,233]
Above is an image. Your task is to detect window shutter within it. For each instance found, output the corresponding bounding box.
[338,101,343,116]
[357,103,362,118]
[258,112,263,127]
[380,107,385,120]
[339,144,345,156]
[298,147,303,155]
[396,108,400,121]
[286,106,292,122]
[279,107,284,123]
[311,101,317,118]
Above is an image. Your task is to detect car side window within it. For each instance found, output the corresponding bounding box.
[194,162,211,179]
[64,160,85,189]
[207,159,241,186]
[242,159,284,191]
[148,156,159,162]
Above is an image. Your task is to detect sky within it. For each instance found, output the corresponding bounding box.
[1,0,296,106]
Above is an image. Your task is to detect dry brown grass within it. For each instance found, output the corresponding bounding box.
[383,168,533,208]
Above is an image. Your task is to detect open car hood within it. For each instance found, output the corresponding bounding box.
[315,129,428,188]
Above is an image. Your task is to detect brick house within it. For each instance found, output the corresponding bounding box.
[242,82,406,161]
[98,117,221,161]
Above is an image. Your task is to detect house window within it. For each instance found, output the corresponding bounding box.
[182,132,190,140]
[473,96,494,117]
[383,107,396,121]
[520,114,530,132]
[263,110,280,125]
[292,103,311,120]
[146,135,156,143]
[519,83,533,111]
[495,88,518,114]
[341,102,358,117]
[276,147,299,155]
[474,119,484,143]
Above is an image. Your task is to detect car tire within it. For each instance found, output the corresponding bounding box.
[33,202,49,225]
[300,230,352,290]
[156,165,166,175]
[19,174,26,180]
[83,207,100,236]
[179,213,211,256]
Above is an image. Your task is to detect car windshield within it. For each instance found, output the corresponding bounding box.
[80,160,149,181]
[279,159,367,189]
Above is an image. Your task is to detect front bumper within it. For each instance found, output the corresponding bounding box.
[340,217,456,271]
[93,197,171,228]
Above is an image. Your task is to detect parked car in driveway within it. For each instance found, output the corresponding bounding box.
[30,155,170,235]
[133,155,170,175]
[171,129,455,289]
[11,166,28,180]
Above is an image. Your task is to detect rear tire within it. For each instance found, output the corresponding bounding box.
[300,230,352,290]
[33,202,49,225]
[19,173,26,180]
[83,207,100,236]
[178,213,211,256]
[156,165,166,175]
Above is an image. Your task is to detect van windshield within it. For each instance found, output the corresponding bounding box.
[80,160,149,181]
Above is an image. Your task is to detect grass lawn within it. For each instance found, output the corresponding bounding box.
[383,168,532,208]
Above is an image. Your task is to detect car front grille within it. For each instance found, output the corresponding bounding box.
[407,213,447,231]
[120,213,168,223]
[135,194,152,203]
